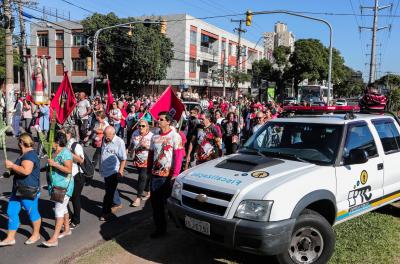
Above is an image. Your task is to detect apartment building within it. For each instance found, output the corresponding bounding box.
[264,22,295,62]
[29,14,264,97]
[30,21,89,93]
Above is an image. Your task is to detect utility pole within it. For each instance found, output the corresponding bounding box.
[360,0,391,84]
[17,0,28,95]
[222,56,226,97]
[3,0,15,126]
[231,19,246,99]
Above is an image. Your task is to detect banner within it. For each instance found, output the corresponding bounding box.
[106,79,114,114]
[149,85,185,121]
[50,72,76,124]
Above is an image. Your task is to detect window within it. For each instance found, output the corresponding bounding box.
[56,59,63,65]
[201,34,209,48]
[189,58,196,73]
[56,33,64,41]
[243,122,343,164]
[221,41,226,52]
[73,34,87,46]
[72,58,86,71]
[372,119,400,153]
[190,30,197,45]
[228,43,232,55]
[343,123,377,159]
[38,34,48,47]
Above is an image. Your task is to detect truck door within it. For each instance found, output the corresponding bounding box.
[371,118,400,196]
[335,121,384,222]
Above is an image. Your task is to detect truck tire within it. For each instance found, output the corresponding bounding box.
[276,209,335,264]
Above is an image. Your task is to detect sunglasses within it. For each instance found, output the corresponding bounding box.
[138,125,146,128]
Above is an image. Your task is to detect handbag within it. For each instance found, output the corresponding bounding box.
[50,162,73,203]
[50,185,68,203]
[15,184,38,200]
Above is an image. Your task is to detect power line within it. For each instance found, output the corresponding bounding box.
[60,0,95,14]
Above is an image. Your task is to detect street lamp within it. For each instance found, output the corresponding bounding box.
[91,20,162,97]
[252,10,333,105]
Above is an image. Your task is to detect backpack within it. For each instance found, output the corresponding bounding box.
[71,142,95,179]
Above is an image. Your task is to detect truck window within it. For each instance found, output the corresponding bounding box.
[372,119,400,153]
[343,123,378,159]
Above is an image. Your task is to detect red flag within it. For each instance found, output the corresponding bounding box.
[106,79,114,114]
[149,86,184,121]
[50,72,76,124]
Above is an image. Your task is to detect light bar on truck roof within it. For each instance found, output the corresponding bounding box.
[283,105,360,114]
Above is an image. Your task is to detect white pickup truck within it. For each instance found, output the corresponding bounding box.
[168,107,400,264]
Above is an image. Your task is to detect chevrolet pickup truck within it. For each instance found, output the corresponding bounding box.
[168,107,400,264]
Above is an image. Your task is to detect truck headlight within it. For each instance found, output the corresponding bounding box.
[235,200,273,221]
[171,180,183,200]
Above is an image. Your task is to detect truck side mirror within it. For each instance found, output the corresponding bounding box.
[345,149,368,165]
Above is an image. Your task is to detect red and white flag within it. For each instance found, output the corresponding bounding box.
[149,86,184,121]
[50,71,76,124]
[106,79,115,114]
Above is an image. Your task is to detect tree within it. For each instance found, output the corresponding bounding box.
[376,73,400,90]
[251,58,272,87]
[0,29,22,86]
[80,13,174,94]
[271,46,291,100]
[333,67,364,98]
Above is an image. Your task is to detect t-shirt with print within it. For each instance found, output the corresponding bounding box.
[150,129,182,177]
[77,99,91,120]
[49,147,74,197]
[110,109,122,124]
[131,130,153,168]
[195,124,221,162]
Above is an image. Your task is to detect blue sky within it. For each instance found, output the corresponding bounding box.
[26,0,400,80]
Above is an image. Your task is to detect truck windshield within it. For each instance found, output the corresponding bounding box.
[242,122,343,165]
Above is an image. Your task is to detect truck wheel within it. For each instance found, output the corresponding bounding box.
[276,209,335,264]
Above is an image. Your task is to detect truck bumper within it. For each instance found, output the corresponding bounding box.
[167,197,295,256]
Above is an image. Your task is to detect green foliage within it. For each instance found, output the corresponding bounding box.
[251,58,272,87]
[212,68,251,88]
[331,209,400,264]
[80,13,174,93]
[333,67,364,98]
[386,88,400,111]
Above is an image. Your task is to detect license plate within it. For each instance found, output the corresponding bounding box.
[184,216,210,236]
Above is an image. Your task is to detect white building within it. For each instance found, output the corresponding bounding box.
[29,14,264,97]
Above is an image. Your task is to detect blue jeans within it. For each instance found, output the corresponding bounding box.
[12,115,21,136]
[7,192,41,231]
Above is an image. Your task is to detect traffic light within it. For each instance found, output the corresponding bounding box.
[86,57,92,71]
[246,10,252,26]
[160,19,167,34]
[127,24,133,37]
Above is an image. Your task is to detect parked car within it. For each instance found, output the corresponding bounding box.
[335,99,348,106]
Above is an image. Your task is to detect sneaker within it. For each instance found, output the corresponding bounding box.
[70,223,79,230]
[130,199,141,207]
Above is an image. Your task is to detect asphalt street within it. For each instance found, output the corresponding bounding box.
[0,136,151,264]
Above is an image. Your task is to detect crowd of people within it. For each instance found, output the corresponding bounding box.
[0,89,283,247]
[0,82,387,248]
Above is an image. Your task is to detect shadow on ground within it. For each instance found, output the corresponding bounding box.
[97,202,278,264]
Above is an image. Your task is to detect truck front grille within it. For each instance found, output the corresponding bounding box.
[181,183,234,216]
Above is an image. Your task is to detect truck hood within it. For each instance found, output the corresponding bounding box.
[181,153,317,195]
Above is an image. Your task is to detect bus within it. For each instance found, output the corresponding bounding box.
[298,85,332,104]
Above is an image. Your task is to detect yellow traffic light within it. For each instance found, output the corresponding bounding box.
[246,10,252,26]
[160,19,167,34]
[128,24,133,36]
[86,57,92,70]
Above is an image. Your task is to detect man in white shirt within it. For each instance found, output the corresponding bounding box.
[252,111,266,134]
[77,92,92,142]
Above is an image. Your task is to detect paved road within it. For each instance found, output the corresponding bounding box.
[0,136,150,264]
